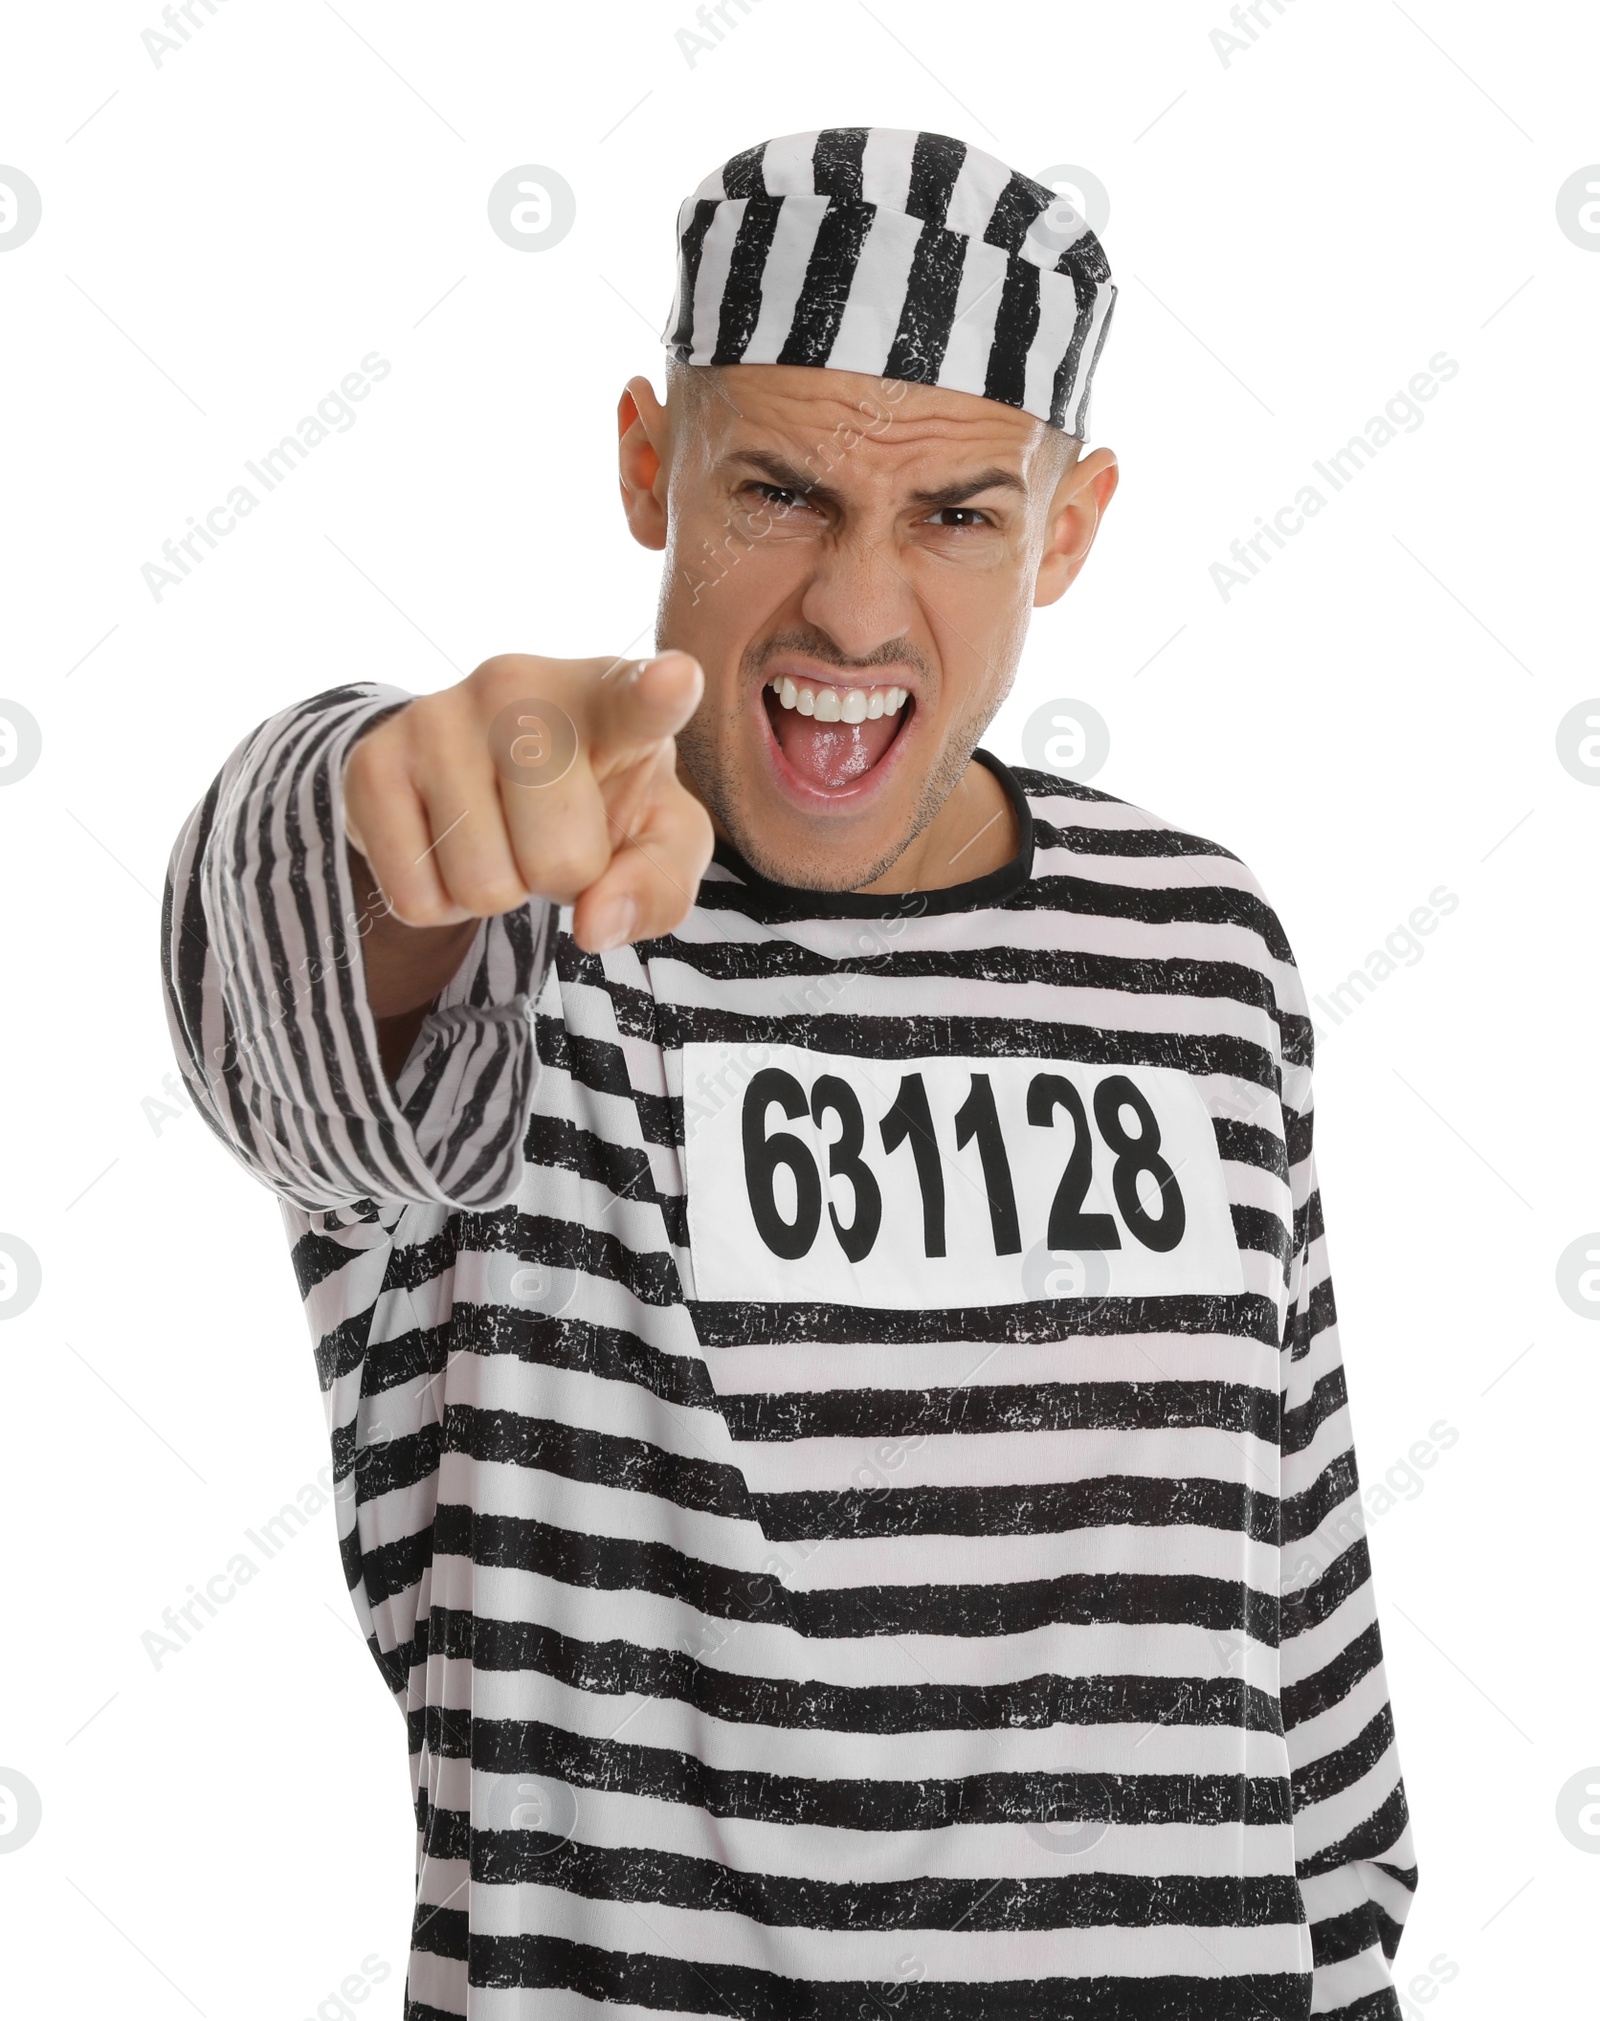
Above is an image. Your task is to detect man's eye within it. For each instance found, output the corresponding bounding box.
[749,482,806,511]
[926,507,992,529]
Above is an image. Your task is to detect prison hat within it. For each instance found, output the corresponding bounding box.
[664,128,1115,436]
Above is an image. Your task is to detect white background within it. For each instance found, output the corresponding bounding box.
[2,1,1596,2014]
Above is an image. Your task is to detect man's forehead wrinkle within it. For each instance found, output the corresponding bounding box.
[738,404,1037,452]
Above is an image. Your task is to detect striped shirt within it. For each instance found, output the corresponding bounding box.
[162,683,1416,2020]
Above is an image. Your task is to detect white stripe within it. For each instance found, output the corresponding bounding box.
[758,128,822,197]
[936,235,1010,402]
[465,1876,1313,1981]
[823,204,922,381]
[742,198,829,366]
[457,1763,1305,1883]
[1068,276,1118,434]
[1022,271,1089,435]
[858,126,918,214]
[685,199,746,365]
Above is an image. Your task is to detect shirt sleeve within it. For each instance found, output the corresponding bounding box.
[1276,1001,1419,2013]
[161,681,558,1217]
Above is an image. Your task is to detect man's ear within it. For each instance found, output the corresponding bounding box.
[618,375,671,552]
[1033,445,1119,607]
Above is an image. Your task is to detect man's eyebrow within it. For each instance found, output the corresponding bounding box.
[721,449,843,507]
[720,450,1028,511]
[905,467,1027,509]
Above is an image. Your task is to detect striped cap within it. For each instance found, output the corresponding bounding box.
[664,128,1116,436]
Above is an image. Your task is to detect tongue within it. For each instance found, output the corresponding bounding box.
[770,698,902,789]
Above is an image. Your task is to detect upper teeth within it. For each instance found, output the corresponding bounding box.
[769,677,909,723]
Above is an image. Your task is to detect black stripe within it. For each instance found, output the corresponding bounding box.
[667,197,718,356]
[290,1220,368,1299]
[1008,762,1124,802]
[415,1419,1286,1547]
[352,1422,442,1502]
[364,1520,433,1609]
[429,1503,1284,1643]
[712,193,785,364]
[1292,1704,1395,1811]
[1281,1535,1370,1641]
[443,1404,753,1520]
[811,126,868,200]
[446,1304,716,1412]
[983,170,1055,254]
[697,852,1294,962]
[624,934,1283,1024]
[510,1107,683,1244]
[662,1006,1280,1089]
[662,1010,1276,1107]
[458,1204,683,1308]
[776,197,878,368]
[904,131,967,226]
[452,1929,1312,2020]
[1281,1621,1384,1732]
[466,1823,1307,1933]
[1295,1777,1410,1880]
[1048,231,1113,432]
[719,142,767,200]
[1069,279,1117,435]
[722,1376,1280,1444]
[1286,1271,1336,1364]
[1298,1990,1394,2021]
[884,220,968,385]
[1215,1116,1291,1186]
[690,1290,1283,1351]
[1232,1201,1294,1276]
[529,1028,674,1148]
[1308,1899,1403,1970]
[983,255,1040,409]
[1282,1446,1360,1544]
[465,1716,1293,1831]
[751,1473,1281,1544]
[370,1218,457,1299]
[433,1605,1284,1732]
[1032,816,1240,861]
[313,1302,381,1390]
[1281,1365,1348,1459]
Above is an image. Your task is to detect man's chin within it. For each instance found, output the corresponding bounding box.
[727,825,915,894]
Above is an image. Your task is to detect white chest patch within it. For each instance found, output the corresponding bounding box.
[682,1042,1246,1309]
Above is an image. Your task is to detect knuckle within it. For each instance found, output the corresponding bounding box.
[384,889,443,930]
[530,849,604,899]
[343,736,384,800]
[472,651,533,683]
[471,652,551,706]
[447,874,527,918]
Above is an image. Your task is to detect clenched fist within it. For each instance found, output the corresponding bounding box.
[344,651,714,1033]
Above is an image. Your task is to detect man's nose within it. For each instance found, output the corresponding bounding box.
[797,535,918,666]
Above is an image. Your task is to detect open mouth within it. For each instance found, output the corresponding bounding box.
[759,672,917,794]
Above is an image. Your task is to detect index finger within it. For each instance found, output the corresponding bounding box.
[589,651,703,779]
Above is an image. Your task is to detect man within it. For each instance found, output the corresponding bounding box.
[164,129,1415,2020]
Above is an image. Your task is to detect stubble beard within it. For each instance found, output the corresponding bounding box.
[672,638,998,895]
